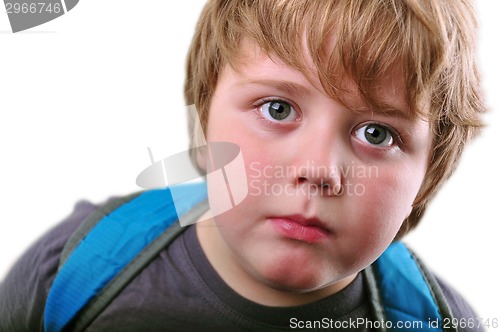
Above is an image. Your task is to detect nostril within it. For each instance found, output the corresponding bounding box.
[297,177,308,184]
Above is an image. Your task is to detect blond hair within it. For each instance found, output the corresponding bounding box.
[184,0,486,238]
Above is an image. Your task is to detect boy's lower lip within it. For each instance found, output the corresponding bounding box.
[269,218,330,243]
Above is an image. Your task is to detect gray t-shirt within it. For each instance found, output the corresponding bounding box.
[0,198,483,331]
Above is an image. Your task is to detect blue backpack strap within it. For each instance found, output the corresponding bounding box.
[364,242,457,332]
[44,182,208,332]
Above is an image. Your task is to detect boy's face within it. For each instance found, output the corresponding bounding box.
[200,41,432,296]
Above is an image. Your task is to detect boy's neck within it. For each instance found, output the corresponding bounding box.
[195,212,357,307]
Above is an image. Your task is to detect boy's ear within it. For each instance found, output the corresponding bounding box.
[187,104,209,173]
[195,145,208,174]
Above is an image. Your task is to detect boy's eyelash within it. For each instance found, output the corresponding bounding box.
[254,97,298,110]
[253,97,302,124]
[358,121,405,147]
[384,124,404,146]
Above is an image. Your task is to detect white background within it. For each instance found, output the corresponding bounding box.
[0,0,498,325]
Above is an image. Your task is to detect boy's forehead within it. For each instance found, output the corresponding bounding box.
[230,39,415,120]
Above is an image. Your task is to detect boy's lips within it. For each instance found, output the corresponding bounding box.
[268,214,331,243]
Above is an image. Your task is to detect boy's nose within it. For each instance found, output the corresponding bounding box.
[292,136,344,197]
[295,165,342,196]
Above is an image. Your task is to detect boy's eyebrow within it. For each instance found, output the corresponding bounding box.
[366,104,412,120]
[236,79,312,97]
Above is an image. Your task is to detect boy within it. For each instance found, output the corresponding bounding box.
[0,0,486,331]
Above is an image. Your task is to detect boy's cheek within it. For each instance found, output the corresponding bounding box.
[354,173,417,231]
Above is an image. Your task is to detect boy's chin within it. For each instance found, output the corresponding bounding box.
[258,264,347,294]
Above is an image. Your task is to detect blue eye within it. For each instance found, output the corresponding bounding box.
[354,124,394,147]
[260,100,298,122]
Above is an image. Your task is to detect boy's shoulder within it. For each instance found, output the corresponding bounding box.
[436,276,482,327]
[0,198,100,331]
[0,193,196,331]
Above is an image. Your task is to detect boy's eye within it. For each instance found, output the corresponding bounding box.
[260,100,298,122]
[354,124,394,147]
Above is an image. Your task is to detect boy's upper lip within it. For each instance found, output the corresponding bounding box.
[270,214,332,233]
